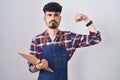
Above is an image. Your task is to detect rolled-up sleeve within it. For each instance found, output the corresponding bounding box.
[73,31,102,48]
[28,38,41,66]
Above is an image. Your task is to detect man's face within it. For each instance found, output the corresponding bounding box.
[44,11,61,29]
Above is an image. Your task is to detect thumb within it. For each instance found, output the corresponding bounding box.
[36,60,41,65]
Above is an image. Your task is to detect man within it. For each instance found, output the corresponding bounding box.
[29,2,101,80]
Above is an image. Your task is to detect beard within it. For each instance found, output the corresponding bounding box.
[49,22,58,29]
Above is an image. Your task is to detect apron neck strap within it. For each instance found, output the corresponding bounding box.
[43,31,64,45]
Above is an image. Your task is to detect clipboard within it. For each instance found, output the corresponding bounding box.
[18,52,54,72]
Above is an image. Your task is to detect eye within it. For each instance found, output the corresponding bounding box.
[54,14,60,17]
[47,14,52,16]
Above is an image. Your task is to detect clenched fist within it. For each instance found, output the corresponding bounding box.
[75,13,90,23]
[35,59,48,70]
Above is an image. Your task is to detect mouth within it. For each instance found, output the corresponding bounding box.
[48,23,58,29]
[50,21,57,27]
[48,20,58,29]
[49,20,57,24]
[51,23,56,26]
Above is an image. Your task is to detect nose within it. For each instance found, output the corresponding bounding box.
[51,15,55,20]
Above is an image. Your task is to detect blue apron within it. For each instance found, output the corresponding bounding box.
[38,31,70,80]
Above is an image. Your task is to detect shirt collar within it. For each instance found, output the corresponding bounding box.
[43,29,61,37]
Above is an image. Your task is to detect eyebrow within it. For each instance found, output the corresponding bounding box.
[46,13,60,16]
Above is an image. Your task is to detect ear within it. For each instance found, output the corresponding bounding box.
[44,15,48,25]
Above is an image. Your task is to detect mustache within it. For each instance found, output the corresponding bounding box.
[49,20,57,24]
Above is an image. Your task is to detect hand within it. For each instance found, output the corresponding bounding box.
[75,13,90,23]
[35,59,48,70]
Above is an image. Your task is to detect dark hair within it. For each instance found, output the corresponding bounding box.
[43,2,62,13]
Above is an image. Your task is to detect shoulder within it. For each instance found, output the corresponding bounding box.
[35,32,44,38]
[31,31,45,42]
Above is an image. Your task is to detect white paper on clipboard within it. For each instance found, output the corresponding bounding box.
[18,52,54,72]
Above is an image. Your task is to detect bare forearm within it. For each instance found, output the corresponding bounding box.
[84,19,98,33]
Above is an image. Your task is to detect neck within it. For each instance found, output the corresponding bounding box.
[46,28,59,41]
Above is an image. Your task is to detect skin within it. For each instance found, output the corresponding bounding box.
[35,12,98,70]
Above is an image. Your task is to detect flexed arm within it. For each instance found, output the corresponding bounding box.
[75,13,98,33]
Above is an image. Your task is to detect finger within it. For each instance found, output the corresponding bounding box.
[39,62,48,70]
[75,14,83,22]
[41,59,46,62]
[41,59,48,65]
[36,60,41,65]
[82,15,86,20]
[41,59,48,69]
[35,63,43,70]
[81,14,88,21]
[40,63,44,67]
[75,18,82,22]
[43,64,48,70]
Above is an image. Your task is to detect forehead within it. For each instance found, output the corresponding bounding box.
[45,11,61,15]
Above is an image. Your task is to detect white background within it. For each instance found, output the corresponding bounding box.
[0,0,120,80]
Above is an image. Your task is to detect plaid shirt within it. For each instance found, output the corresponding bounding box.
[29,30,101,61]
